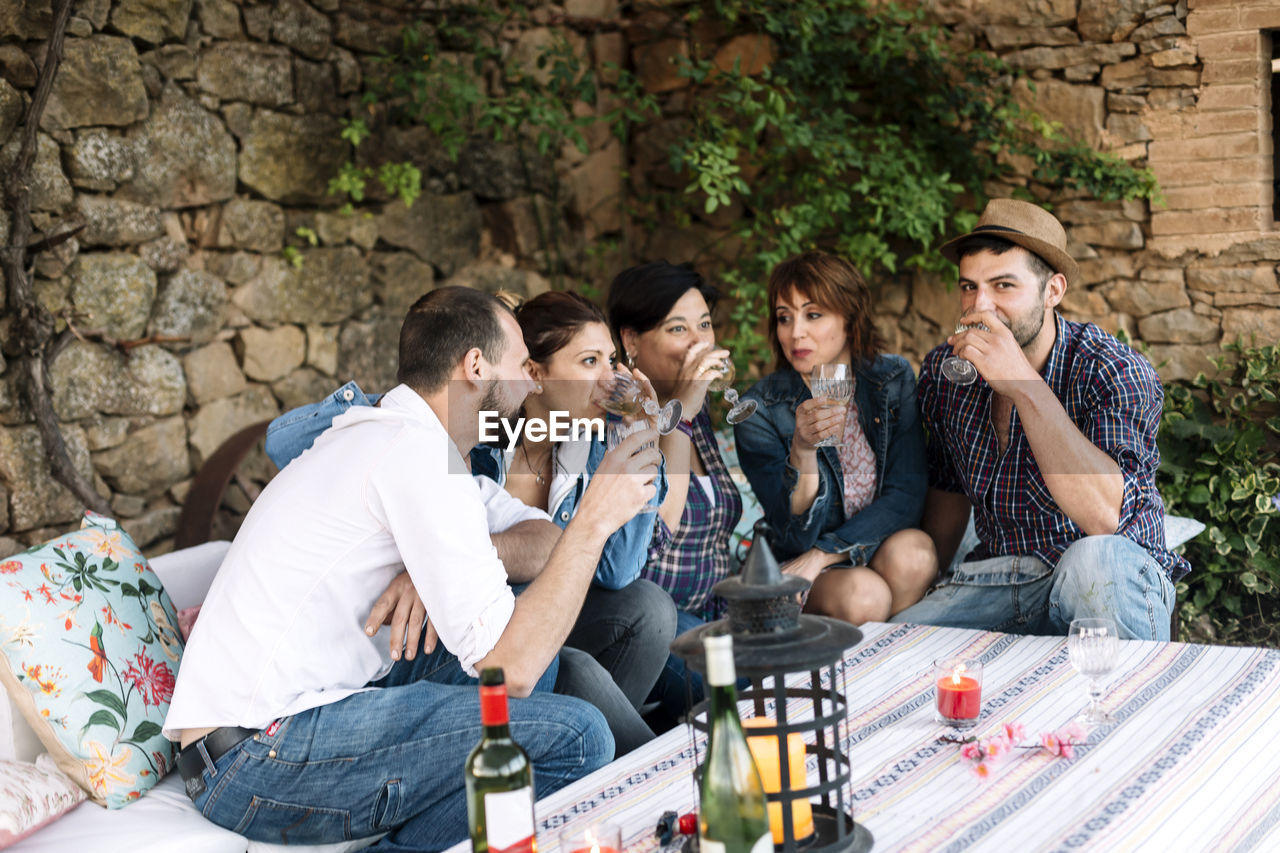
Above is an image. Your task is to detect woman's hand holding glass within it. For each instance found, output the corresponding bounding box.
[799,364,851,449]
[594,367,681,435]
[668,341,731,420]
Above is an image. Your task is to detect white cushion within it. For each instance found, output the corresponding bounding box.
[149,540,233,611]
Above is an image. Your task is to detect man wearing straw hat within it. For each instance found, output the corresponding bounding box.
[894,199,1189,641]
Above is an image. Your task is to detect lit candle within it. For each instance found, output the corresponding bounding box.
[743,717,814,843]
[562,822,621,853]
[934,658,983,727]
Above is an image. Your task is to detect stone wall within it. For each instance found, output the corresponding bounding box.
[2,0,1277,556]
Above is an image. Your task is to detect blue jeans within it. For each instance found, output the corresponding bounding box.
[189,645,612,851]
[891,535,1176,641]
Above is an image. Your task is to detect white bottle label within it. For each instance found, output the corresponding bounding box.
[483,787,535,853]
[699,838,726,853]
[749,833,772,853]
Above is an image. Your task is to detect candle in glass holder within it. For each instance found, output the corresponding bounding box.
[934,657,983,728]
[742,717,814,843]
[560,822,621,853]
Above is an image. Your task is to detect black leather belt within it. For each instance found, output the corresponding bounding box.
[177,726,258,798]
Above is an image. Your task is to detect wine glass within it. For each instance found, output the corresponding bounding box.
[1068,617,1118,727]
[940,322,988,385]
[595,370,682,435]
[707,358,757,424]
[809,363,852,448]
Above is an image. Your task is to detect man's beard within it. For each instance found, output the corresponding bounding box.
[1006,289,1048,349]
[480,378,523,421]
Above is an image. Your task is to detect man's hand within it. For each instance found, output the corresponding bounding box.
[364,570,436,661]
[793,397,845,451]
[577,428,662,534]
[949,310,1041,396]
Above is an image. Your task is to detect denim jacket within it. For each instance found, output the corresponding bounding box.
[733,355,927,562]
[265,381,665,590]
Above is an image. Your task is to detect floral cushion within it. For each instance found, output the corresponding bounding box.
[714,427,764,563]
[0,753,86,847]
[0,513,182,808]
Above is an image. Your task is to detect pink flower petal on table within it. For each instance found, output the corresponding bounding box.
[1041,732,1061,756]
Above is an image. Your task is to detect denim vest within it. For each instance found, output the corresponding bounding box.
[266,382,663,590]
[733,355,927,562]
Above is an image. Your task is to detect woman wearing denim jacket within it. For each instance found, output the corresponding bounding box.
[734,251,937,625]
[264,292,676,755]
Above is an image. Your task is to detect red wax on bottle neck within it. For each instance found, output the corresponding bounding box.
[936,675,981,720]
[480,684,510,726]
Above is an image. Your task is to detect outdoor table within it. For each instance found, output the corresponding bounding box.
[447,621,1280,853]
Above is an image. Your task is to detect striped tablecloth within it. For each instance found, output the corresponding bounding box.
[449,622,1280,853]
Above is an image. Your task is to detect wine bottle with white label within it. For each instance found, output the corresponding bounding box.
[699,635,771,853]
[466,668,537,853]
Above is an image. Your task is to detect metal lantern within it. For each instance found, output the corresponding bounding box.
[671,522,872,853]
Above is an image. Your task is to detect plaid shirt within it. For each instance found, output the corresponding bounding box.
[642,406,743,621]
[920,313,1189,581]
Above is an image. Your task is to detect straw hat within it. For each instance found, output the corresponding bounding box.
[940,199,1079,285]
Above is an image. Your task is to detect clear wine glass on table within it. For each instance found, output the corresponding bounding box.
[940,322,989,385]
[1068,616,1119,727]
[595,369,682,435]
[707,357,757,424]
[809,363,852,447]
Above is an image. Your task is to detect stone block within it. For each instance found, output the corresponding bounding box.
[82,417,130,451]
[1201,57,1266,86]
[1071,221,1145,249]
[0,44,38,88]
[333,47,361,94]
[1100,57,1200,90]
[1063,64,1100,83]
[1108,93,1148,113]
[1191,109,1262,136]
[110,0,192,43]
[41,36,148,131]
[378,192,483,277]
[1150,207,1261,235]
[1187,264,1278,293]
[1005,43,1135,71]
[213,199,285,253]
[0,425,93,530]
[1162,183,1266,210]
[314,210,378,250]
[1105,113,1152,144]
[1078,255,1137,284]
[1149,47,1198,67]
[1130,15,1186,42]
[236,325,306,383]
[272,367,339,412]
[67,128,137,191]
[565,0,618,16]
[272,0,332,60]
[910,271,956,332]
[295,58,338,115]
[187,385,280,466]
[1213,292,1280,308]
[238,110,345,205]
[1221,307,1280,345]
[0,134,73,213]
[1103,279,1190,315]
[634,39,689,94]
[197,43,294,107]
[1153,156,1264,188]
[594,32,624,85]
[1137,307,1219,343]
[49,342,186,420]
[457,136,555,201]
[182,341,246,405]
[973,0,1074,26]
[1146,86,1196,111]
[333,6,405,54]
[0,78,20,149]
[1195,31,1262,59]
[75,196,163,247]
[69,252,156,340]
[371,252,434,317]
[232,249,372,324]
[338,308,401,394]
[983,25,1078,49]
[140,45,196,81]
[567,138,624,236]
[118,84,237,209]
[203,251,261,286]
[1016,79,1104,149]
[1054,199,1145,225]
[1144,343,1220,382]
[1239,7,1280,31]
[196,0,241,38]
[305,324,340,376]
[1197,84,1263,112]
[713,34,775,77]
[1059,286,1110,319]
[92,416,188,496]
[1185,8,1240,36]
[149,268,228,346]
[1148,133,1257,162]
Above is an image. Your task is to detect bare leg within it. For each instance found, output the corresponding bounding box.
[804,567,892,624]
[869,528,938,616]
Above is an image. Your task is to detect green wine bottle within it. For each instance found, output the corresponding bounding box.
[699,635,771,853]
[466,668,537,853]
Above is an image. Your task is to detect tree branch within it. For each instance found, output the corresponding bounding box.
[2,0,111,518]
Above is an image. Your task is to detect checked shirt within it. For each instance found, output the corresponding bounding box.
[920,313,1189,581]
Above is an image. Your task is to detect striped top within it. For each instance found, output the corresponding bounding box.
[919,313,1189,580]
[641,406,743,622]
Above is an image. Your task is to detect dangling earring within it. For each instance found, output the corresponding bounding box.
[625,352,635,369]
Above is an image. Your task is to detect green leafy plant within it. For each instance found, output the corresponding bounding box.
[666,0,1161,371]
[1158,340,1280,646]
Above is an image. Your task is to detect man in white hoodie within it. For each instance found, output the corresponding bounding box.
[164,287,661,851]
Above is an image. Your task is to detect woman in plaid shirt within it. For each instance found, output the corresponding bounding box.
[606,262,745,723]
